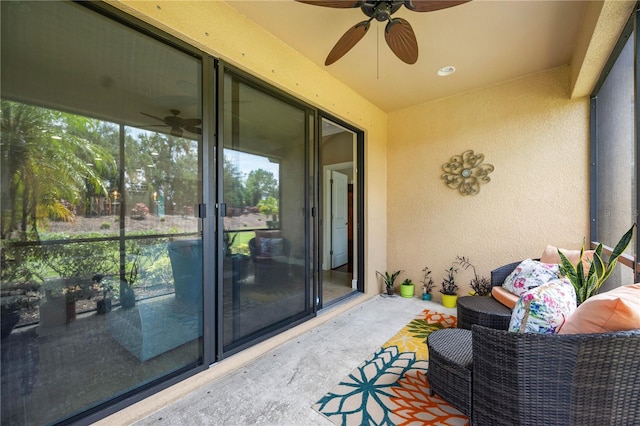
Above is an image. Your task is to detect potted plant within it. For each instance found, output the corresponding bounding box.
[39,280,80,327]
[120,254,139,309]
[456,255,491,296]
[420,265,435,300]
[399,278,415,298]
[376,270,402,296]
[223,231,239,257]
[440,263,459,308]
[93,274,113,314]
[558,224,634,304]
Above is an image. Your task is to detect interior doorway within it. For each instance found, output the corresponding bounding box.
[320,118,358,305]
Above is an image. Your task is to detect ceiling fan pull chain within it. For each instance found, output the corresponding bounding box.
[376,24,380,79]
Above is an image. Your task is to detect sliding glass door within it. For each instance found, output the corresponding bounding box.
[219,69,313,352]
[1,1,364,422]
[1,2,204,424]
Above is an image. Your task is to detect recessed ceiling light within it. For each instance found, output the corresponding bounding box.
[437,66,456,76]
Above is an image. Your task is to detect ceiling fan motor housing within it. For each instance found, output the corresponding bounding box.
[362,1,403,21]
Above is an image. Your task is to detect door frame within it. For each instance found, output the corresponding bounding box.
[317,113,365,308]
[322,164,352,270]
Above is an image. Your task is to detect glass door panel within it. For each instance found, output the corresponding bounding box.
[1,2,203,424]
[320,118,358,305]
[221,72,309,350]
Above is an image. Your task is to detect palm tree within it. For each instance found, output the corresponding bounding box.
[1,100,115,241]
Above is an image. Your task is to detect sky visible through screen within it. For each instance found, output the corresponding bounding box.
[226,149,279,183]
[126,127,279,183]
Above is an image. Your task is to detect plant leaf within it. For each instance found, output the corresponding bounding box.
[608,224,635,263]
[592,252,605,280]
[558,250,583,297]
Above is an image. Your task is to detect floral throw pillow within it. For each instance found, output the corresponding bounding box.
[502,258,559,296]
[508,278,577,334]
[258,237,284,257]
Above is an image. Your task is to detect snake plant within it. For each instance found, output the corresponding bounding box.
[558,224,635,304]
[376,270,403,291]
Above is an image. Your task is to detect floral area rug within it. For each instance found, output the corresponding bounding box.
[312,310,469,426]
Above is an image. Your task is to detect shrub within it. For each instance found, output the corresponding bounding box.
[131,202,150,219]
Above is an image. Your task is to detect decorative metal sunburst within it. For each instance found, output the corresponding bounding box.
[441,150,494,196]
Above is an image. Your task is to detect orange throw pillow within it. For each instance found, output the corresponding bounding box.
[559,284,640,334]
[540,245,594,275]
[492,286,519,309]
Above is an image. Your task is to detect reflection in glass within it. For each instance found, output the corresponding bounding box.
[222,73,310,350]
[320,118,358,305]
[1,1,203,423]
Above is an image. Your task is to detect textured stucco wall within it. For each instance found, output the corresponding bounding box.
[570,0,637,98]
[387,66,590,299]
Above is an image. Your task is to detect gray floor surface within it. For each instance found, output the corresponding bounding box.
[133,294,456,426]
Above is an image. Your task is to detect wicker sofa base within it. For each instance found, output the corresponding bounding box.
[426,328,473,417]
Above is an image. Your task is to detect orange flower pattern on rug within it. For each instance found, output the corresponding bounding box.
[313,309,468,425]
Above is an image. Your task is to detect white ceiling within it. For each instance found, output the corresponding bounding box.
[224,0,587,112]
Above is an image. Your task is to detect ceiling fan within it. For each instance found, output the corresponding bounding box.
[140,109,202,137]
[295,0,470,65]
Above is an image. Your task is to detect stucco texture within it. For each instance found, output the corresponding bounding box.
[387,66,590,299]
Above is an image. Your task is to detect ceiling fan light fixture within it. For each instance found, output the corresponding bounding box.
[437,65,456,76]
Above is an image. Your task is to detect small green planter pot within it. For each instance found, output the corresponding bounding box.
[441,294,458,308]
[400,284,414,298]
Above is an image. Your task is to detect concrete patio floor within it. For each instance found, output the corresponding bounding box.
[123,295,456,425]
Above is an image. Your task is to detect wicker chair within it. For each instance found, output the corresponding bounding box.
[471,325,640,426]
[248,237,291,284]
[490,260,524,287]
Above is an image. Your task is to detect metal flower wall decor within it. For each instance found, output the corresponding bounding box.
[441,150,494,196]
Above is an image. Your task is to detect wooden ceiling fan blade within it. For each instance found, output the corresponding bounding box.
[140,111,166,123]
[295,0,363,8]
[325,20,371,66]
[404,0,471,13]
[385,18,418,64]
[180,118,202,127]
[185,126,202,135]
